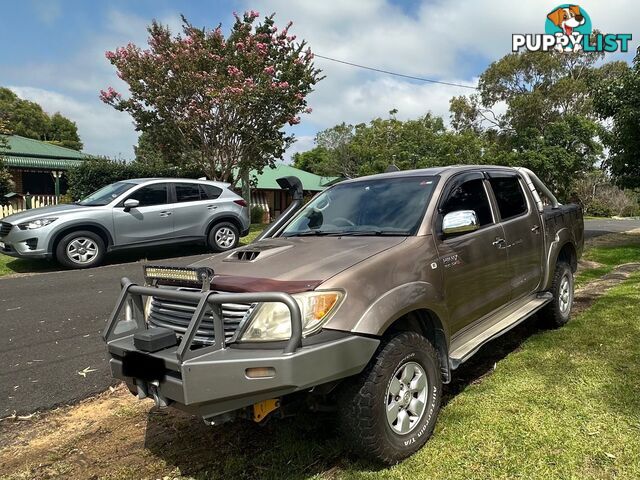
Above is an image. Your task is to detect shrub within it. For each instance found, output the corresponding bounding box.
[250,206,265,224]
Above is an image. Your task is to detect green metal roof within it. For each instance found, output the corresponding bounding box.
[0,135,89,170]
[249,164,338,191]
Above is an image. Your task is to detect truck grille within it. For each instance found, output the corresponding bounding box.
[0,222,12,237]
[148,286,255,345]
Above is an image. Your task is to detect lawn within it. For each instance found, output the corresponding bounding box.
[576,241,640,286]
[1,244,639,479]
[0,224,267,278]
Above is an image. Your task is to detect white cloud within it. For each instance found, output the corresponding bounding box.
[9,86,138,159]
[283,135,315,163]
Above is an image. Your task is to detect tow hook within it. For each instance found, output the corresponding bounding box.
[135,379,171,408]
[253,398,280,423]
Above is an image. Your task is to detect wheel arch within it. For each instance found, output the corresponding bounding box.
[383,309,451,383]
[556,241,577,272]
[205,215,243,238]
[48,222,113,255]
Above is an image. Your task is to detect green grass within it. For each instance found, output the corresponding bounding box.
[0,224,268,278]
[576,242,640,286]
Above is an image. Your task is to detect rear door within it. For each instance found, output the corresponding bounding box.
[171,182,223,238]
[112,183,173,245]
[487,172,544,300]
[434,172,510,334]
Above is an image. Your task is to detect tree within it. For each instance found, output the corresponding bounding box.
[449,49,613,198]
[0,87,84,151]
[293,112,485,178]
[591,52,640,188]
[47,113,83,150]
[101,11,322,185]
[0,120,14,201]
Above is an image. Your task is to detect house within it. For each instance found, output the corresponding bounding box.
[0,135,89,199]
[248,164,339,221]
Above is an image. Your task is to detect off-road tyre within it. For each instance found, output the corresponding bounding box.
[540,261,574,328]
[207,221,239,252]
[337,331,442,465]
[55,230,106,269]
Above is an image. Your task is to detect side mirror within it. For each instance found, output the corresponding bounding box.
[442,210,479,236]
[123,198,139,212]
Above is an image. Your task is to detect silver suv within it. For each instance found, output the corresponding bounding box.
[0,178,250,268]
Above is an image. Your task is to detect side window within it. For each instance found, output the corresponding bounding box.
[175,183,202,203]
[200,184,222,200]
[441,178,493,227]
[128,184,167,207]
[489,176,527,220]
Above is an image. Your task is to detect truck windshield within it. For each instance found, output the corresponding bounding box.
[282,176,437,237]
[78,181,136,206]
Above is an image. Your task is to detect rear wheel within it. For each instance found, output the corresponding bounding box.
[337,332,442,464]
[540,261,574,328]
[55,230,105,269]
[207,222,239,252]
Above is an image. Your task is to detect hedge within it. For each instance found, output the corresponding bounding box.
[67,159,207,200]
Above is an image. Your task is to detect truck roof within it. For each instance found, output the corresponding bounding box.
[340,165,517,184]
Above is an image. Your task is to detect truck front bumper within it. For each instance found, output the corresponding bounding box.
[107,333,379,420]
[103,278,379,421]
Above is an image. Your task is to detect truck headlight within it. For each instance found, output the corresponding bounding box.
[240,291,343,342]
[18,217,58,230]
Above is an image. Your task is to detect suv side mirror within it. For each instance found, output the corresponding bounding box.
[123,198,140,212]
[442,210,479,236]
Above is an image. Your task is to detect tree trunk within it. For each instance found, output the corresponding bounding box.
[240,167,251,219]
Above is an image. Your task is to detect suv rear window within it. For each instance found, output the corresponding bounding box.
[175,183,201,202]
[489,176,527,220]
[200,184,222,200]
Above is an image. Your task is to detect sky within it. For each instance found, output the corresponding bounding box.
[0,0,638,161]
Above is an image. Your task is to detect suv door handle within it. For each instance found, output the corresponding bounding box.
[159,211,172,217]
[531,225,540,233]
[492,237,506,248]
[207,205,218,210]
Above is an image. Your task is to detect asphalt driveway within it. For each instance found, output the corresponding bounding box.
[1,218,639,416]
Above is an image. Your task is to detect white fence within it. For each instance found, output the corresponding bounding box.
[0,195,59,219]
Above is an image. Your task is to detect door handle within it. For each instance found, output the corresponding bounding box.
[531,225,541,233]
[492,237,506,248]
[207,205,218,210]
[159,211,172,217]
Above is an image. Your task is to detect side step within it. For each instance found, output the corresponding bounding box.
[449,293,552,369]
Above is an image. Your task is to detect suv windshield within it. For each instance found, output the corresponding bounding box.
[78,181,136,206]
[282,176,437,237]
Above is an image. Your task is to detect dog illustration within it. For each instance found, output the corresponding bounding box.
[547,5,585,35]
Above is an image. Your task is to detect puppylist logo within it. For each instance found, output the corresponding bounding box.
[512,5,632,53]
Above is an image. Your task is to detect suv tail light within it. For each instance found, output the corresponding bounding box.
[234,199,248,207]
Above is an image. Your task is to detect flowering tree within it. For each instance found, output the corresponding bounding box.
[100,12,322,184]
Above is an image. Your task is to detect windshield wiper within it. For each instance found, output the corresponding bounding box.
[329,229,411,236]
[283,230,341,237]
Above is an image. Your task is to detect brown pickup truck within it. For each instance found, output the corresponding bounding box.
[103,165,583,464]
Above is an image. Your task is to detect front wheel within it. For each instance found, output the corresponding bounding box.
[55,230,105,269]
[337,331,442,464]
[207,222,239,252]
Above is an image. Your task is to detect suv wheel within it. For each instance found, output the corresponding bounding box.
[540,261,574,328]
[55,230,105,269]
[337,331,442,464]
[208,222,239,252]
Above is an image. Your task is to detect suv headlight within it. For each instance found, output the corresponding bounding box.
[240,291,343,342]
[18,217,58,230]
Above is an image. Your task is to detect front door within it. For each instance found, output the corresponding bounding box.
[487,172,544,300]
[112,183,173,246]
[434,172,510,334]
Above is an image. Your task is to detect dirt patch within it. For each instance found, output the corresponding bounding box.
[2,263,640,480]
[585,228,640,248]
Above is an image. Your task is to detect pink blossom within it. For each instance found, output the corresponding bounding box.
[235,42,245,51]
[105,50,116,60]
[227,65,243,77]
[304,107,313,114]
[288,116,301,125]
[246,10,260,19]
[255,42,268,55]
[295,92,304,100]
[277,81,289,89]
[182,36,194,46]
[99,86,121,103]
[263,66,276,75]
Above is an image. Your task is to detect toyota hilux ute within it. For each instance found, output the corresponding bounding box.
[103,166,583,464]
